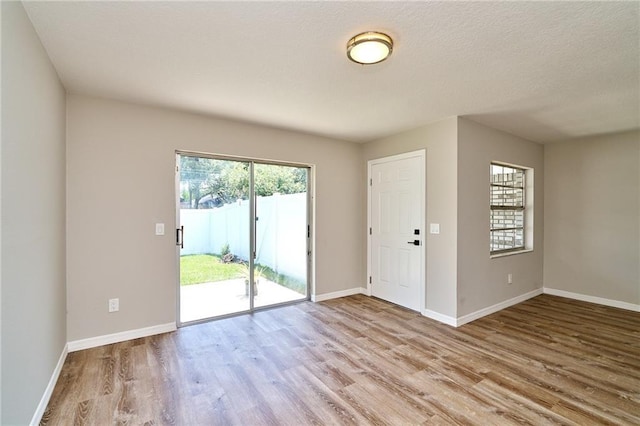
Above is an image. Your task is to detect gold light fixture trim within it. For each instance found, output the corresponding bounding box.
[346,31,393,65]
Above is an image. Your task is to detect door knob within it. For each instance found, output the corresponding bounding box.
[407,240,420,246]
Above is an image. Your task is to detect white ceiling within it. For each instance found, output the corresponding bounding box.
[23,1,639,143]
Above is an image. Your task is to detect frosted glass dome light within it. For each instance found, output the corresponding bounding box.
[347,31,393,65]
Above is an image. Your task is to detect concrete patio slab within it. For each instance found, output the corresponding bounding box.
[180,278,305,323]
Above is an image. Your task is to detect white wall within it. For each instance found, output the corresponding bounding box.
[66,95,363,341]
[544,130,639,305]
[1,2,67,424]
[362,117,459,318]
[457,118,544,316]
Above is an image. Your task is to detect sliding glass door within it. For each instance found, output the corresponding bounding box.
[253,163,309,308]
[176,153,309,324]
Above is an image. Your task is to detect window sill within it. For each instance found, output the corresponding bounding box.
[490,249,533,259]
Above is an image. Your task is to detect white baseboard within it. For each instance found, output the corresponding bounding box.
[67,322,177,352]
[543,288,640,312]
[30,343,68,426]
[312,287,366,302]
[456,288,543,327]
[422,309,457,327]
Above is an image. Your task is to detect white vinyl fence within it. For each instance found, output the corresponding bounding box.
[180,193,307,281]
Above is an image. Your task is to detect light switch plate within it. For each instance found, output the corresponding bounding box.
[108,298,119,313]
[430,223,440,234]
[155,223,165,235]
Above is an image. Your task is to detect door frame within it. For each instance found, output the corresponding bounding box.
[175,150,314,327]
[367,149,426,313]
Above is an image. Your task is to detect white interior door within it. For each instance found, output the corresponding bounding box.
[369,151,424,311]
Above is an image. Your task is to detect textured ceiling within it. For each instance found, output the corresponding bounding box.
[22,1,640,143]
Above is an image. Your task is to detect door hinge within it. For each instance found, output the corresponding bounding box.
[369,178,372,186]
[369,227,372,235]
[307,225,310,238]
[369,276,372,284]
[176,165,179,172]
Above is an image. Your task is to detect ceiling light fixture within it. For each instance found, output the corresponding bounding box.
[346,31,393,65]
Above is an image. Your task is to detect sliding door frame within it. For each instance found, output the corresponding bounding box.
[175,150,313,327]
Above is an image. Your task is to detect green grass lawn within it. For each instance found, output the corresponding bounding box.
[257,265,307,294]
[180,254,245,285]
[180,254,306,294]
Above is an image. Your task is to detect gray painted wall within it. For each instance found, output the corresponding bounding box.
[544,130,640,304]
[2,3,637,419]
[66,95,363,341]
[1,2,67,424]
[362,117,459,318]
[457,118,544,316]
[362,117,544,319]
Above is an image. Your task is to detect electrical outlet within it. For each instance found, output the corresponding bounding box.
[507,274,513,285]
[108,298,119,312]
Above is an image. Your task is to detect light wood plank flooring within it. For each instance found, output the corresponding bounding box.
[42,294,640,425]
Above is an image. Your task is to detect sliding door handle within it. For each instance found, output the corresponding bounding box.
[176,226,184,248]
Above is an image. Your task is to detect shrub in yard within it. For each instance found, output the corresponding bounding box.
[220,243,230,257]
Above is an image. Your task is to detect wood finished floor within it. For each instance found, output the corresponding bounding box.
[42,294,640,425]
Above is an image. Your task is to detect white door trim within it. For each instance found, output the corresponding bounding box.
[367,149,426,312]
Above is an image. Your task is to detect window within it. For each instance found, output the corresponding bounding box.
[490,163,526,254]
